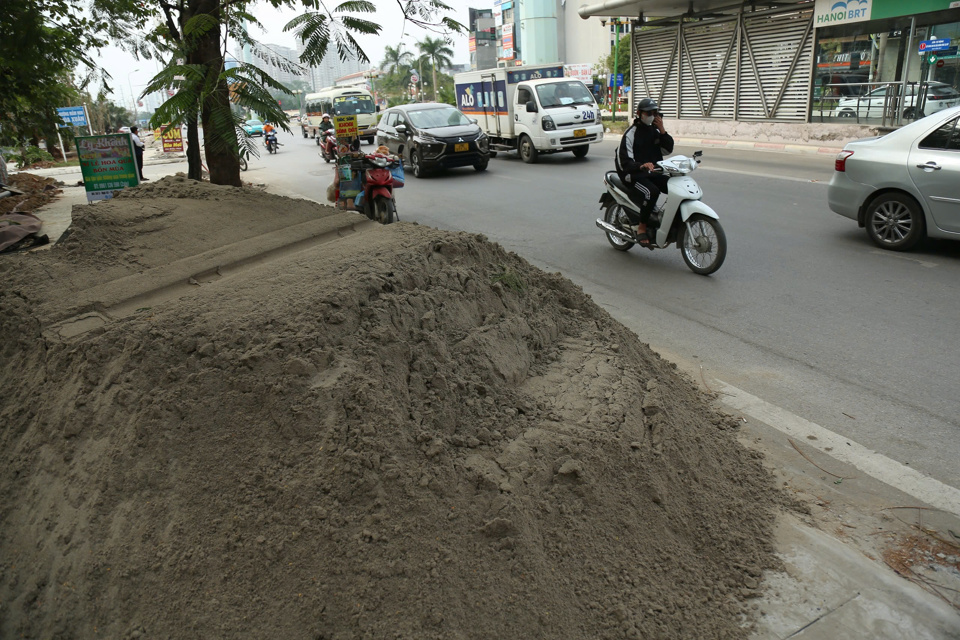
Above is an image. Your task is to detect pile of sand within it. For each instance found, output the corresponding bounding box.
[0,177,783,639]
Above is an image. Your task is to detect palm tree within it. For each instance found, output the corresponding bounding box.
[417,37,453,101]
[381,44,413,77]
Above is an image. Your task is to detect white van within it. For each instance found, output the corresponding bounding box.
[454,64,603,163]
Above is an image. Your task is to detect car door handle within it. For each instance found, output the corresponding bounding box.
[916,162,941,170]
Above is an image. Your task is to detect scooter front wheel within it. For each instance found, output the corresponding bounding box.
[373,197,397,225]
[680,214,726,276]
[604,203,635,252]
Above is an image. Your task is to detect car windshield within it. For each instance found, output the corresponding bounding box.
[536,81,595,108]
[406,107,471,129]
[333,96,375,116]
[246,120,262,126]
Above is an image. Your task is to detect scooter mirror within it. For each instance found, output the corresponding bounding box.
[398,144,405,156]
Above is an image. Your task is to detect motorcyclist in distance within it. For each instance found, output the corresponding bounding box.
[318,114,334,135]
[615,98,674,246]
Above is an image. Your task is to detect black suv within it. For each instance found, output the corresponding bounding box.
[376,103,489,178]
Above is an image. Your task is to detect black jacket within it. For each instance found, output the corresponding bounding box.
[615,120,674,182]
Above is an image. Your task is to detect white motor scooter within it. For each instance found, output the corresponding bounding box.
[595,151,727,275]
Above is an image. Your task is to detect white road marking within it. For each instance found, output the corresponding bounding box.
[717,381,960,517]
[869,250,939,268]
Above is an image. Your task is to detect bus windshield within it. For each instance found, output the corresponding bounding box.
[334,96,375,116]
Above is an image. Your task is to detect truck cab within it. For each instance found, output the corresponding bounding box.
[454,65,604,163]
[513,78,603,162]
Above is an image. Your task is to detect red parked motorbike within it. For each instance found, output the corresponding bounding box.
[320,130,337,163]
[346,147,404,225]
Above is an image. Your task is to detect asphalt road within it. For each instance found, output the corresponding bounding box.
[254,133,960,489]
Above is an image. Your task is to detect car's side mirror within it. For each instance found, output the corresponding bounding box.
[376,105,381,112]
[396,124,407,134]
[470,118,478,124]
[525,101,538,113]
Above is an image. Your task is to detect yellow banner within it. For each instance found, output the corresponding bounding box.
[160,125,184,153]
[335,115,358,140]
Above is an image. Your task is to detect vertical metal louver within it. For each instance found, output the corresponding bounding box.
[631,7,814,122]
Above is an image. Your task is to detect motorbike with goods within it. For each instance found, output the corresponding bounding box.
[595,151,727,276]
[265,131,280,154]
[320,130,337,163]
[341,146,404,225]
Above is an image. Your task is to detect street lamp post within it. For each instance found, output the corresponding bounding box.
[292,89,304,117]
[128,68,141,125]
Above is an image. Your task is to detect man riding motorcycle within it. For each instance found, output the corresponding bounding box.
[615,98,674,246]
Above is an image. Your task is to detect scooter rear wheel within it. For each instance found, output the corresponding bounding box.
[604,203,635,252]
[680,214,726,275]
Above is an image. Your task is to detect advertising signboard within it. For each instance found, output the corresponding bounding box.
[76,134,140,202]
[57,106,88,128]
[335,115,359,140]
[564,63,594,83]
[160,125,184,153]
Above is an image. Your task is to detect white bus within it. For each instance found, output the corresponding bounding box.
[301,86,378,144]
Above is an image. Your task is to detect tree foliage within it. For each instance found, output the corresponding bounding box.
[0,0,108,148]
[417,36,454,102]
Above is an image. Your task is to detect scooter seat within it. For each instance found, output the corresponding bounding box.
[605,171,627,192]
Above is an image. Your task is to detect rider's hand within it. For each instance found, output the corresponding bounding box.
[653,115,665,132]
[642,162,656,171]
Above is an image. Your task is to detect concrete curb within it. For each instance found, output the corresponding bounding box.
[603,132,844,156]
[10,156,186,179]
[675,137,845,156]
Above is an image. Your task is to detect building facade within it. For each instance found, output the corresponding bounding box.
[577,0,960,126]
[470,8,499,69]
[296,40,364,91]
[468,1,609,72]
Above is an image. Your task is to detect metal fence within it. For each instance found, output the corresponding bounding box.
[630,5,814,122]
[812,81,938,127]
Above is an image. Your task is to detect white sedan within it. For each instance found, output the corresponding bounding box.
[828,105,960,251]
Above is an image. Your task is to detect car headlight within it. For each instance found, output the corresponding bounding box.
[542,115,556,131]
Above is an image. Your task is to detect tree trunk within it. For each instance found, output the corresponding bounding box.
[186,118,202,181]
[186,0,241,186]
[432,65,438,102]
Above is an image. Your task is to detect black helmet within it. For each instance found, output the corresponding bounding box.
[636,98,659,114]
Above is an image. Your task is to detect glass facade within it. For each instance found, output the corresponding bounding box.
[812,8,960,125]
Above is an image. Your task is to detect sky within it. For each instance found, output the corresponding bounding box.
[93,0,477,112]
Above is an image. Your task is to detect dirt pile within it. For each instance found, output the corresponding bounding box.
[0,178,784,639]
[0,172,61,216]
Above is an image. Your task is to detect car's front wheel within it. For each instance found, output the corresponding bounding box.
[865,192,925,251]
[410,149,425,178]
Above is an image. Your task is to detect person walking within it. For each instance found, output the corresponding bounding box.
[130,126,148,181]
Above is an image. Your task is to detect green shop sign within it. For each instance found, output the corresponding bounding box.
[76,134,140,202]
[814,0,956,26]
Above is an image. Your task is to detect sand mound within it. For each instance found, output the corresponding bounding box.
[0,180,782,639]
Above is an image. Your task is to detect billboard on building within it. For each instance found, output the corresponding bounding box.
[502,22,514,60]
[564,63,595,83]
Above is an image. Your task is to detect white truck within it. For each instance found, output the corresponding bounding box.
[454,64,603,163]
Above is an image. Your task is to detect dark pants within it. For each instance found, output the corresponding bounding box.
[627,174,669,225]
[135,147,145,178]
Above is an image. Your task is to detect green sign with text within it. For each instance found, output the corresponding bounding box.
[76,134,141,202]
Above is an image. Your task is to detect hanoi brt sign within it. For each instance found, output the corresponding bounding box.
[814,0,872,25]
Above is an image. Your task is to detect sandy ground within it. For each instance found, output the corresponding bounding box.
[2,175,959,639]
[0,176,792,639]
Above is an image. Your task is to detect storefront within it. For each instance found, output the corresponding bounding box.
[813,0,960,125]
[577,0,960,126]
